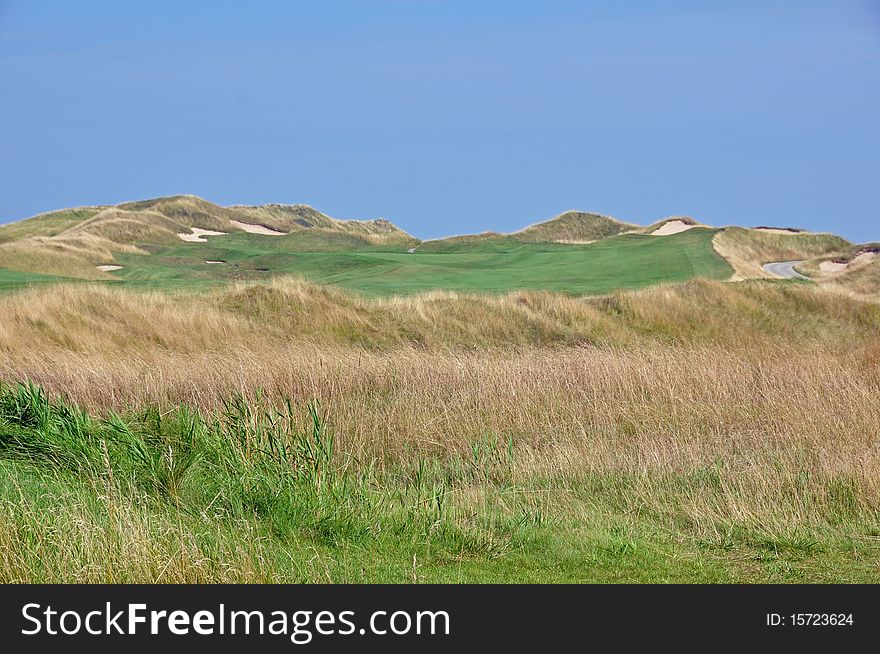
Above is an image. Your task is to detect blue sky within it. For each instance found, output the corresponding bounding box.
[1,1,878,241]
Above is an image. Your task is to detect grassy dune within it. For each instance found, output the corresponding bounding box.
[827,258,880,297]
[1,278,879,582]
[513,210,637,242]
[0,233,143,280]
[713,227,850,279]
[0,207,107,242]
[0,196,418,285]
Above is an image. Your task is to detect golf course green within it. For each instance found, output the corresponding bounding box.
[105,227,732,295]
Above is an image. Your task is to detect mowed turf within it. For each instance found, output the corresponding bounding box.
[0,267,67,290]
[109,227,732,295]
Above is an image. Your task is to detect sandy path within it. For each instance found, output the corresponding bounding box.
[651,220,695,236]
[229,220,286,235]
[177,228,227,242]
[762,261,808,280]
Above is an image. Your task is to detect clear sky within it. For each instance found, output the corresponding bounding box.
[1,1,878,241]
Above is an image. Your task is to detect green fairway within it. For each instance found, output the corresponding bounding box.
[108,227,733,295]
[0,268,67,291]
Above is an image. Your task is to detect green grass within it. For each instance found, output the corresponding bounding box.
[0,267,68,290]
[105,228,733,295]
[1,382,876,583]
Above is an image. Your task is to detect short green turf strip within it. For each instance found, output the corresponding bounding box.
[108,228,733,295]
[0,267,68,291]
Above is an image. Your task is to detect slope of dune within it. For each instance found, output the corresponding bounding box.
[824,257,880,297]
[416,211,636,252]
[513,210,638,243]
[0,196,419,278]
[796,244,880,297]
[0,206,108,243]
[712,226,851,280]
[229,203,417,245]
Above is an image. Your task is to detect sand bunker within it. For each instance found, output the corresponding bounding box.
[96,265,123,272]
[229,220,285,236]
[205,260,225,264]
[755,227,802,235]
[177,228,227,243]
[651,220,695,236]
[819,251,877,275]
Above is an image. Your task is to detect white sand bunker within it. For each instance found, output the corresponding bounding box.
[96,264,123,272]
[229,220,286,236]
[819,251,877,274]
[651,220,695,236]
[205,260,225,264]
[755,227,802,235]
[177,227,227,242]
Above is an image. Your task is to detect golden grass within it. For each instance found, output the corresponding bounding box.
[230,203,416,244]
[63,207,195,245]
[820,260,880,298]
[792,245,880,299]
[0,207,107,243]
[2,277,878,461]
[514,211,637,242]
[0,233,143,279]
[2,275,878,353]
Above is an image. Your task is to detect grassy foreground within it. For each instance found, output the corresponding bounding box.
[1,277,879,582]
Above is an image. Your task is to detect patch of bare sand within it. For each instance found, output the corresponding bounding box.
[95,265,123,272]
[651,220,695,236]
[820,251,877,275]
[229,220,286,236]
[177,228,227,243]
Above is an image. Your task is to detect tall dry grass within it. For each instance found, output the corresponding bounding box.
[2,275,879,353]
[2,276,879,491]
[1,276,879,581]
